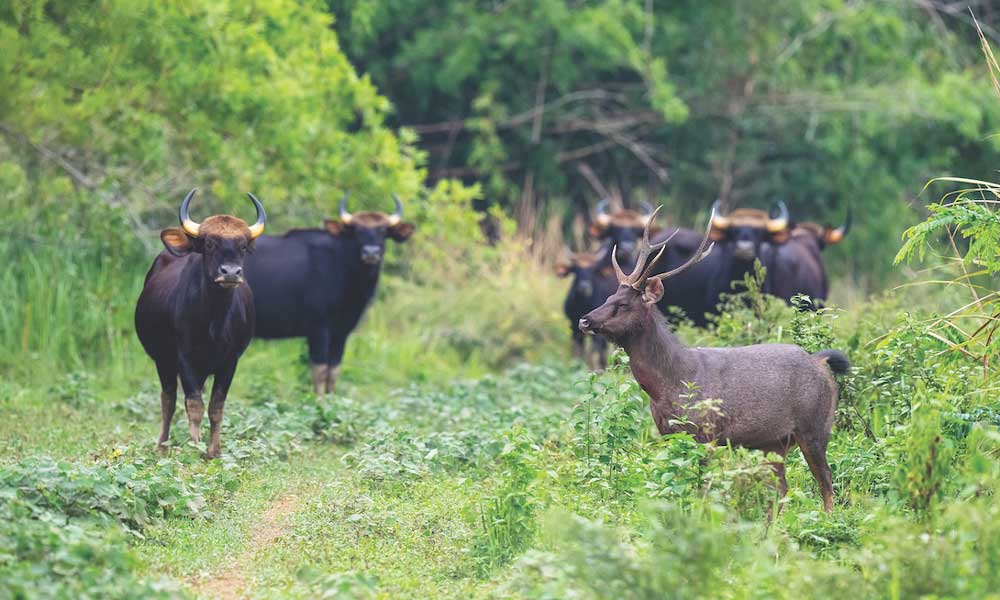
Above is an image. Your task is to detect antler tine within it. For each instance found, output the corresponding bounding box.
[653,207,717,282]
[611,244,628,283]
[623,205,668,288]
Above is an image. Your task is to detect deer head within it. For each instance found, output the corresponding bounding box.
[578,205,715,342]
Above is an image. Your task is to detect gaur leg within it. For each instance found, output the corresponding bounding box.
[796,433,834,513]
[572,330,586,362]
[590,335,609,371]
[178,355,206,444]
[155,358,178,450]
[205,361,237,459]
[307,328,332,395]
[326,333,349,393]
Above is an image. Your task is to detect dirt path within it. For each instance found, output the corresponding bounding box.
[190,493,302,599]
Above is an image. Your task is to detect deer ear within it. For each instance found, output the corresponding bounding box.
[161,228,196,256]
[642,277,665,304]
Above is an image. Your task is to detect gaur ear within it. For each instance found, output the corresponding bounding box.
[160,228,196,256]
[769,230,790,244]
[324,219,348,235]
[709,227,726,241]
[388,222,415,242]
[589,223,608,239]
[642,277,665,304]
[555,261,573,277]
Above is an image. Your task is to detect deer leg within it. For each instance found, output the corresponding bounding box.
[155,359,178,451]
[796,434,834,513]
[763,441,791,523]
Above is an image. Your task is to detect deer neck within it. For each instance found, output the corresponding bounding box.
[621,309,696,408]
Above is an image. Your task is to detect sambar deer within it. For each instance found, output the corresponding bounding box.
[579,207,849,512]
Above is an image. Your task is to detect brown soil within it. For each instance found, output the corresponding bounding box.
[189,493,301,599]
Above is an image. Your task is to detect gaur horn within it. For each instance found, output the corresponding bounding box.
[710,199,730,230]
[637,199,655,219]
[179,188,202,237]
[767,200,789,233]
[388,193,404,226]
[594,198,612,227]
[339,193,353,224]
[826,202,851,245]
[247,192,267,239]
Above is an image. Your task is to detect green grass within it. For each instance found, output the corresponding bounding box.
[4,228,1000,599]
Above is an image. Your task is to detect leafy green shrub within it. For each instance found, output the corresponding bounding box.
[295,568,379,600]
[0,456,210,533]
[571,352,651,500]
[50,371,98,407]
[470,430,539,576]
[886,391,957,516]
[708,263,793,347]
[0,499,180,599]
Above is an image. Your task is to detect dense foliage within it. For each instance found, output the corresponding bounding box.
[330,0,1000,283]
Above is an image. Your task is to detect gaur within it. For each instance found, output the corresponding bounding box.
[589,198,657,271]
[645,201,790,326]
[244,194,415,394]
[765,205,851,306]
[556,248,618,370]
[135,189,266,458]
[579,207,849,512]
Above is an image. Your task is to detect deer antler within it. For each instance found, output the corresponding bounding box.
[651,207,716,283]
[612,205,716,289]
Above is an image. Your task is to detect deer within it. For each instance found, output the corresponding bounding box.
[578,207,850,512]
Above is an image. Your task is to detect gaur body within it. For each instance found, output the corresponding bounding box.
[557,250,618,369]
[580,206,849,512]
[244,194,414,394]
[135,190,266,458]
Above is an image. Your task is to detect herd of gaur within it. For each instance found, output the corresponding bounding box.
[135,191,850,512]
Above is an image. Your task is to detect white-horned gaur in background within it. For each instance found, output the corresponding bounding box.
[244,194,415,394]
[639,201,789,326]
[556,248,618,370]
[579,207,849,512]
[135,189,266,458]
[765,204,851,305]
[589,198,657,272]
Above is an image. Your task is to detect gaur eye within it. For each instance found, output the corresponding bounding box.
[205,239,216,250]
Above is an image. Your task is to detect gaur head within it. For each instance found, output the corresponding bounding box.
[709,200,789,263]
[589,199,658,268]
[556,250,612,300]
[160,189,266,289]
[579,206,714,342]
[324,194,415,267]
[788,203,851,251]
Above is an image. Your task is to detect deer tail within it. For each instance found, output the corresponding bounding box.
[814,349,850,374]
